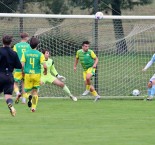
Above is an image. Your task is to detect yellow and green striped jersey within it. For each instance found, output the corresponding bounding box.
[21,49,45,74]
[41,58,58,77]
[76,49,96,71]
[13,42,31,72]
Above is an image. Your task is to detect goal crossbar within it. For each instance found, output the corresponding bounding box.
[1,13,155,19]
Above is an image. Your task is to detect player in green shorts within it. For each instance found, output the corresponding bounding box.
[21,37,47,112]
[74,41,100,101]
[40,49,77,101]
[13,32,31,104]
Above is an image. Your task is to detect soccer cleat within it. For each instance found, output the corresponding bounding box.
[31,108,36,112]
[27,95,32,107]
[70,95,77,101]
[15,93,21,104]
[8,103,16,117]
[21,97,26,104]
[82,90,90,96]
[146,96,153,101]
[94,95,101,102]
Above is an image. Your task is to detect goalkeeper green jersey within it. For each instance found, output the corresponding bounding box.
[13,42,31,72]
[21,49,45,74]
[76,49,96,71]
[41,58,58,77]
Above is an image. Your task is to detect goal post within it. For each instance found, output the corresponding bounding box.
[0,13,154,98]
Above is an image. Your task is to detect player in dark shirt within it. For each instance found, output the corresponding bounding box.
[0,35,22,117]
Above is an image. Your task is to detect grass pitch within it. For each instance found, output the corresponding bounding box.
[0,98,155,145]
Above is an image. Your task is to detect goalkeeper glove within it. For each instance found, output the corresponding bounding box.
[56,74,66,82]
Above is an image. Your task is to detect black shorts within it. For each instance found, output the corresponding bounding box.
[0,72,14,95]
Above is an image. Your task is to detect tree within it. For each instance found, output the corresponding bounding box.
[68,0,153,54]
[0,0,18,13]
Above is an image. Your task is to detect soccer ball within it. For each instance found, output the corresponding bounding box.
[132,89,140,96]
[95,12,104,19]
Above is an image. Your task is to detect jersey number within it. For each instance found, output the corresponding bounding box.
[22,49,26,53]
[30,58,35,68]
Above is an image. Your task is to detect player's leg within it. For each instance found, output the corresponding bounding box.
[31,89,38,112]
[14,72,22,103]
[3,76,16,116]
[147,81,152,98]
[147,74,155,100]
[30,74,41,112]
[82,82,90,96]
[52,77,77,101]
[24,74,33,108]
[21,81,29,104]
[82,73,90,96]
[85,68,100,101]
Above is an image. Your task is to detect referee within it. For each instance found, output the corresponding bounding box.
[0,35,22,116]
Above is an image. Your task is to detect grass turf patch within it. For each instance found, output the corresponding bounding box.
[0,98,155,145]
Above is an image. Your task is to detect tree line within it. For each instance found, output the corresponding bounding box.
[0,0,153,54]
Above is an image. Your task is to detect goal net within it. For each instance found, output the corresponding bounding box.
[0,13,154,98]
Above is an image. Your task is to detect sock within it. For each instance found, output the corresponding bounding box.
[6,98,13,105]
[86,85,90,91]
[148,88,151,96]
[14,86,20,95]
[22,93,29,99]
[63,85,72,96]
[91,90,98,97]
[32,95,38,110]
[150,85,155,97]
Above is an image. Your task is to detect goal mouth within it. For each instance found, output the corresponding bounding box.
[0,13,153,98]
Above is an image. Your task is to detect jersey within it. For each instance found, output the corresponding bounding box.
[13,42,31,72]
[21,49,45,74]
[76,49,96,71]
[41,58,58,77]
[151,54,155,62]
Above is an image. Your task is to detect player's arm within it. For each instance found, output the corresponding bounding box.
[14,53,22,69]
[40,53,47,75]
[51,62,66,82]
[142,54,155,71]
[50,61,58,76]
[142,60,154,71]
[91,50,98,68]
[21,53,26,76]
[74,51,79,72]
[13,45,17,52]
[42,62,47,75]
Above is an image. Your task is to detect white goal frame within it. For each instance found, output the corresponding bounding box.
[0,13,154,99]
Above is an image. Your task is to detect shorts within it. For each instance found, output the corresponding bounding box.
[14,72,23,82]
[0,72,14,95]
[24,74,41,92]
[41,75,56,84]
[83,67,96,81]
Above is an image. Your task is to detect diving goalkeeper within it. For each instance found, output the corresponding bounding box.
[40,49,77,101]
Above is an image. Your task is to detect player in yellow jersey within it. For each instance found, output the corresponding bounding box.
[74,41,100,101]
[21,37,47,112]
[13,32,31,104]
[40,49,77,101]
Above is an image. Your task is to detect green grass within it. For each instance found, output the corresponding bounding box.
[0,98,155,145]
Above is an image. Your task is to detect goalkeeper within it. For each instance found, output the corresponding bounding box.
[40,49,77,101]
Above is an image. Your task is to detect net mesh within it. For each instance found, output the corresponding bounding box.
[0,16,154,98]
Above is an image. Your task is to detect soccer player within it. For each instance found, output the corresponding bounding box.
[0,35,22,116]
[13,32,31,104]
[74,41,100,101]
[142,53,155,100]
[21,37,47,112]
[40,49,77,101]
